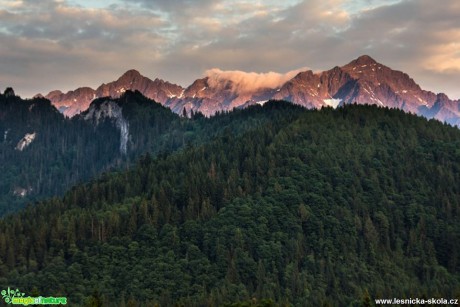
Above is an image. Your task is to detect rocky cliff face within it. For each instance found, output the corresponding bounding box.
[270,55,459,125]
[95,69,184,104]
[15,132,36,151]
[44,70,183,117]
[45,87,96,117]
[273,56,435,109]
[84,100,129,155]
[42,56,460,125]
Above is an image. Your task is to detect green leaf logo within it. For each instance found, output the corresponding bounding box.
[1,287,25,304]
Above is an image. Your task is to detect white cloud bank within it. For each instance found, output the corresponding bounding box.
[205,68,307,93]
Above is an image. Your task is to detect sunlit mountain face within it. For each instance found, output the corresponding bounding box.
[42,55,460,126]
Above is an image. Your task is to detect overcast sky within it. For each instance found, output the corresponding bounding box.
[0,0,459,99]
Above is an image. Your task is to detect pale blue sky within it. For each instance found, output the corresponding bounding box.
[0,0,459,99]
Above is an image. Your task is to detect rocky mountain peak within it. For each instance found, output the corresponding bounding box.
[183,78,209,96]
[46,90,64,97]
[117,69,142,81]
[349,55,378,66]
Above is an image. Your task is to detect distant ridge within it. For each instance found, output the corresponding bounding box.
[41,56,460,125]
[42,70,183,117]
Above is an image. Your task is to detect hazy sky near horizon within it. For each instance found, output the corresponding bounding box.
[0,0,459,99]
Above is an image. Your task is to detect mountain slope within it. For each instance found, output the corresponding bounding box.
[1,103,459,305]
[43,70,183,117]
[42,56,460,125]
[272,55,460,124]
[95,69,184,106]
[1,89,301,215]
[0,90,183,215]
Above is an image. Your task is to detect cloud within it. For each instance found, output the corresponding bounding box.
[0,0,459,99]
[332,0,460,97]
[205,67,308,93]
[0,0,169,94]
[424,31,460,73]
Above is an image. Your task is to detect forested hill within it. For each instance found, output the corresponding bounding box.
[0,90,178,215]
[0,102,459,306]
[0,89,294,216]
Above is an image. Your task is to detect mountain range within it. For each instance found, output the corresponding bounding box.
[39,55,460,126]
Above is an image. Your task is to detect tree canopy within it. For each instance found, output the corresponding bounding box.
[1,98,459,306]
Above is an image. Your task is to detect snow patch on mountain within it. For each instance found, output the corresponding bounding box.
[323,99,341,108]
[167,90,177,98]
[416,96,428,105]
[370,97,384,106]
[256,100,268,106]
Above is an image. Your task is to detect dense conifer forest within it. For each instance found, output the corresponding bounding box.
[0,91,286,215]
[1,96,459,305]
